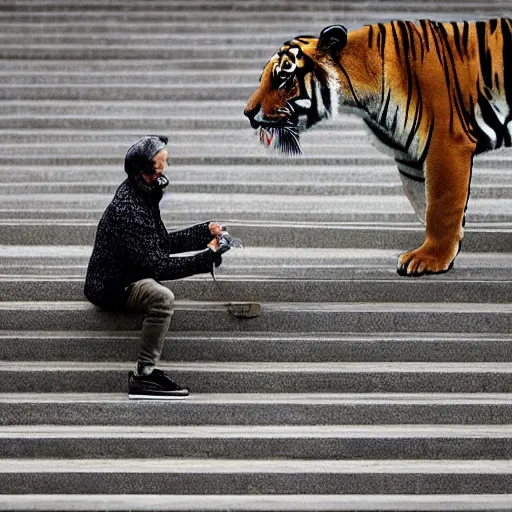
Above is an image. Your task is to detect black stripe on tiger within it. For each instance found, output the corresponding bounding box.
[437,23,478,143]
[451,22,464,60]
[430,23,455,130]
[502,19,512,131]
[428,21,445,65]
[391,21,401,56]
[404,74,423,152]
[396,21,415,126]
[462,22,470,55]
[476,21,493,90]
[377,23,386,59]
[419,19,430,54]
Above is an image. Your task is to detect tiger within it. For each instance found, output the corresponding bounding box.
[244,19,512,277]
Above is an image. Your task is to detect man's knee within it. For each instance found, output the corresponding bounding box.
[149,284,175,311]
[128,279,174,312]
[157,286,175,309]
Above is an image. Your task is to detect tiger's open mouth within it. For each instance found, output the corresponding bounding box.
[256,121,303,156]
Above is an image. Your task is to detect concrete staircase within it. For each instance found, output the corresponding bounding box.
[1,0,512,510]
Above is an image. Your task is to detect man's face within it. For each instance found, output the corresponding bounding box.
[142,148,168,185]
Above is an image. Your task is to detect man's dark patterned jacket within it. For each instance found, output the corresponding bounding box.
[84,175,215,310]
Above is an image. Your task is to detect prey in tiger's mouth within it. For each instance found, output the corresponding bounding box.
[255,120,303,156]
[248,99,305,156]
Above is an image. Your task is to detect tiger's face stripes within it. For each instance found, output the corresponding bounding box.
[245,18,512,278]
[244,29,347,155]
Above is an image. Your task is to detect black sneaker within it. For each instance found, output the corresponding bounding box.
[128,369,189,400]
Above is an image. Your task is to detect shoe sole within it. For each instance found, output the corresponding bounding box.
[128,394,189,400]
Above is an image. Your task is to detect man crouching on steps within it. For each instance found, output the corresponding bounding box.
[84,135,229,400]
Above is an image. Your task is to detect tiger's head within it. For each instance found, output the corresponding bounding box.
[244,25,348,156]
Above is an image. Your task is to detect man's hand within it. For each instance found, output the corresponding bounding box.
[207,238,219,251]
[208,222,224,236]
[207,222,225,251]
[207,222,243,254]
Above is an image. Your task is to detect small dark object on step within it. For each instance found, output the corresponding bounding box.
[228,302,261,318]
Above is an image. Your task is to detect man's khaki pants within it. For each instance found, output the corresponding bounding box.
[126,278,175,374]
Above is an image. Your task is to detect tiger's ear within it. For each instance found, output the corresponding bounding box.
[317,25,348,60]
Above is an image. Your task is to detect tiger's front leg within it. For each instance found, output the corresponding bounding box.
[397,141,474,277]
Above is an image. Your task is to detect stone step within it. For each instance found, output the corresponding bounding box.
[0,5,507,19]
[0,299,263,332]
[0,162,508,184]
[4,276,512,303]
[1,331,511,363]
[1,143,512,163]
[0,8,505,23]
[2,193,512,223]
[0,143,388,158]
[4,246,512,279]
[2,458,512,494]
[2,300,512,334]
[0,83,259,100]
[0,209,425,223]
[0,143,504,169]
[1,221,510,250]
[1,146,512,172]
[0,119,350,131]
[1,154,511,168]
[0,4,492,20]
[0,100,268,117]
[0,129,364,145]
[0,117,256,130]
[0,17,498,34]
[5,0,509,12]
[2,494,512,512]
[2,425,512,460]
[0,155,404,166]
[0,22,312,35]
[0,8,499,22]
[0,37,290,49]
[2,181,512,200]
[0,138,377,151]
[2,361,512,393]
[0,58,271,70]
[2,393,511,426]
[0,24,505,47]
[8,113,508,136]
[0,18,487,37]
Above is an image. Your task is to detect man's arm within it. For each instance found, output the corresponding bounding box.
[115,213,216,280]
[159,250,217,281]
[168,221,214,254]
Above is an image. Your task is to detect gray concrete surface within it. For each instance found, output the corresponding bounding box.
[1,494,512,512]
[3,300,512,333]
[2,360,512,393]
[1,331,512,363]
[2,393,512,426]
[4,424,512,460]
[5,222,512,249]
[3,459,512,494]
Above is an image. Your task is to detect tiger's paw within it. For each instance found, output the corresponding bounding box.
[397,244,459,277]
